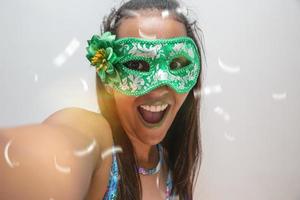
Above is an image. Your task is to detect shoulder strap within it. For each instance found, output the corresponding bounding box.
[103,148,119,200]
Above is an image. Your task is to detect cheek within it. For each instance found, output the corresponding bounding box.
[170,93,189,118]
[113,92,136,120]
[176,93,189,108]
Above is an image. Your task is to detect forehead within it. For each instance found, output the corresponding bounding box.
[117,10,187,39]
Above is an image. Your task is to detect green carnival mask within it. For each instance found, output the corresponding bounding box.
[86,32,201,96]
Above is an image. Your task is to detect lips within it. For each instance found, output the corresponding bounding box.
[137,104,169,124]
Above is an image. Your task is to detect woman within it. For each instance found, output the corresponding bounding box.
[0,0,204,199]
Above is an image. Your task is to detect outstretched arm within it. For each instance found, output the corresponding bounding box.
[0,108,113,200]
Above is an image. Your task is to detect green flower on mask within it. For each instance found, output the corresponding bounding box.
[86,32,119,83]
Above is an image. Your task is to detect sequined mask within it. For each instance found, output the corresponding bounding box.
[86,32,201,96]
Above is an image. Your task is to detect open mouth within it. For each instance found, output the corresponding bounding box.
[137,104,169,125]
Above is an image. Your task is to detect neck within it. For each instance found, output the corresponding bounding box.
[127,136,159,169]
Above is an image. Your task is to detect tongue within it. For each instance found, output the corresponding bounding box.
[138,107,165,124]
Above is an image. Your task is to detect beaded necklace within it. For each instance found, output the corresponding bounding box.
[103,144,174,199]
[138,144,163,175]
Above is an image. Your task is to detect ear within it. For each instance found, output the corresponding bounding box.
[104,84,114,95]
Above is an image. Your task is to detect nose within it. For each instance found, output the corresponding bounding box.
[145,86,171,99]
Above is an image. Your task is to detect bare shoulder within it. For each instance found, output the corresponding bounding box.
[0,108,114,199]
[43,107,114,149]
[0,121,103,199]
[42,108,116,199]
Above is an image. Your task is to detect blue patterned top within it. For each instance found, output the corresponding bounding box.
[102,144,174,199]
[103,152,119,200]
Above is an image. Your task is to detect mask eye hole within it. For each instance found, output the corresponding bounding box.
[123,60,150,72]
[170,56,191,70]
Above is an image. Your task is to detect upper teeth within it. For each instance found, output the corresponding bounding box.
[140,104,168,112]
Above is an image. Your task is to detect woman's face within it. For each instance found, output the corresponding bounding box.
[112,10,189,145]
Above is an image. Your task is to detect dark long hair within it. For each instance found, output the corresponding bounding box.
[96,0,205,199]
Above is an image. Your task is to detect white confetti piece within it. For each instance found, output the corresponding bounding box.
[218,57,240,74]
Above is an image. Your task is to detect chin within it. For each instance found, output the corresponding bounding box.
[136,126,170,146]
